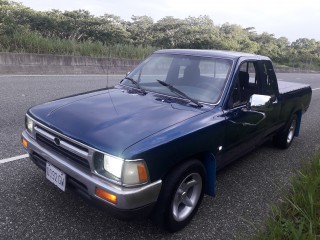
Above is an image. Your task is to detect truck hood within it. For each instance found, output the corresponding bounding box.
[29,86,208,156]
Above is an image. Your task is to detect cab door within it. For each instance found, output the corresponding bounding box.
[218,60,278,168]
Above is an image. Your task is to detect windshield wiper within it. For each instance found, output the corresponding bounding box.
[156,80,203,107]
[122,77,146,94]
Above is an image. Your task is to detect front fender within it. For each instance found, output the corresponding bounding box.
[122,108,225,186]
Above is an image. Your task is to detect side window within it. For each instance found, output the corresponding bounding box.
[240,62,256,84]
[229,61,259,108]
[261,61,277,96]
[229,78,242,108]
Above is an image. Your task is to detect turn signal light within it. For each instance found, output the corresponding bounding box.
[137,163,148,182]
[22,137,28,149]
[95,188,117,204]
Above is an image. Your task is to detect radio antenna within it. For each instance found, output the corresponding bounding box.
[105,58,118,114]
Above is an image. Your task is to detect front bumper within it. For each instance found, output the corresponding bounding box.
[21,130,162,218]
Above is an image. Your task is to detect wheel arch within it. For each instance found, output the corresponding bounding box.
[185,152,216,197]
[287,108,302,137]
[159,152,217,197]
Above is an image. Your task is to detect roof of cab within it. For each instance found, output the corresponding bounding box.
[154,49,270,61]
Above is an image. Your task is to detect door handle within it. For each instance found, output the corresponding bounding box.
[229,110,266,126]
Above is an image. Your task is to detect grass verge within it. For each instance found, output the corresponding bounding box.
[255,153,320,240]
[0,31,157,59]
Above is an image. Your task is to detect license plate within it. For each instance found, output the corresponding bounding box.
[46,162,66,191]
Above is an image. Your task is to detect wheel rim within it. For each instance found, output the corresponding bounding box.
[172,173,202,222]
[287,118,297,144]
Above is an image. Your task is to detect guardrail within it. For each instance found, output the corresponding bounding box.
[274,67,319,74]
[0,52,140,75]
[0,52,318,75]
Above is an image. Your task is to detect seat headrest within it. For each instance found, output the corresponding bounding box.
[238,71,249,88]
[183,65,200,82]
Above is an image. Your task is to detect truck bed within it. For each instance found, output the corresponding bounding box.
[278,81,311,94]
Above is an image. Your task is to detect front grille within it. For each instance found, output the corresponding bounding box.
[36,126,88,153]
[30,152,89,197]
[36,133,90,170]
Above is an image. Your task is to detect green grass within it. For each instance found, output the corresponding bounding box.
[255,154,320,240]
[0,31,157,59]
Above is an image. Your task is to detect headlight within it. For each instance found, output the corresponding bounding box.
[103,154,123,179]
[94,152,149,186]
[94,152,124,181]
[25,115,34,133]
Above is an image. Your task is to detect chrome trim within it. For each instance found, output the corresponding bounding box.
[231,110,266,127]
[26,114,151,187]
[95,180,162,208]
[22,130,162,210]
[27,114,105,156]
[248,94,272,112]
[35,126,89,157]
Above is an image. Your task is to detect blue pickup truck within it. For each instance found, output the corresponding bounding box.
[21,49,312,232]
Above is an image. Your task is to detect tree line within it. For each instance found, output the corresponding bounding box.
[1,0,319,70]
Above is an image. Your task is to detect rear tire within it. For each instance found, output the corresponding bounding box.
[273,114,297,149]
[151,159,206,232]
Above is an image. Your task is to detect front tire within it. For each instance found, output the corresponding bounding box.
[273,114,297,149]
[152,159,206,232]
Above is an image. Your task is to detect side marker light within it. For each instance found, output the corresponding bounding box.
[95,188,117,204]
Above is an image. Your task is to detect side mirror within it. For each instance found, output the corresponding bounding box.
[247,94,272,112]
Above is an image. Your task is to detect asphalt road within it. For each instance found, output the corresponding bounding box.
[0,73,319,240]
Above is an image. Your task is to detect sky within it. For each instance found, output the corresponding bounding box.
[17,0,320,43]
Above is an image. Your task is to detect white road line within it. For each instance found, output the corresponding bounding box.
[312,88,320,91]
[0,154,29,164]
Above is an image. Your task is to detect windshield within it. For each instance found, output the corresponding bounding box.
[122,53,233,104]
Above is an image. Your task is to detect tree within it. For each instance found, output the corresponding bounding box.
[0,0,319,69]
[218,23,259,53]
[127,15,154,46]
[0,0,31,35]
[151,16,185,48]
[291,38,319,68]
[176,15,218,49]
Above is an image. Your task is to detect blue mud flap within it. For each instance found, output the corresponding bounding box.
[203,154,216,197]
